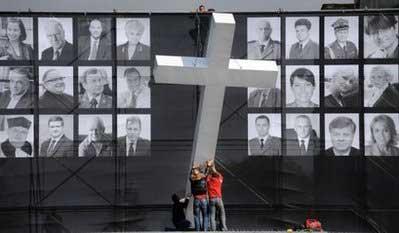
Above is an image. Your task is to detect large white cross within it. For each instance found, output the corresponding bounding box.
[153,13,278,165]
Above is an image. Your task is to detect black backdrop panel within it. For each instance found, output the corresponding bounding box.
[0,10,398,232]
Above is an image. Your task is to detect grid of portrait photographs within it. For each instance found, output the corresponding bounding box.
[0,12,398,158]
[0,16,151,158]
[247,14,399,156]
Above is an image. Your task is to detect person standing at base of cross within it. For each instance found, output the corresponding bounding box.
[206,159,228,231]
[190,164,209,231]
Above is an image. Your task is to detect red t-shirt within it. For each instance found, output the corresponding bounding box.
[207,173,223,198]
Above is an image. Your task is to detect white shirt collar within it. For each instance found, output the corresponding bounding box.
[297,136,310,151]
[258,134,270,143]
[260,38,270,47]
[300,38,310,48]
[333,147,351,156]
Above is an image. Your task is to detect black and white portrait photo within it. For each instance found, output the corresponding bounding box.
[365,113,399,156]
[78,66,112,109]
[78,17,112,60]
[324,16,359,59]
[0,17,34,60]
[0,115,33,158]
[247,65,281,108]
[39,66,74,110]
[286,17,319,59]
[78,114,112,157]
[364,14,399,59]
[285,114,320,156]
[117,66,151,108]
[117,114,151,157]
[248,113,281,156]
[0,66,33,109]
[285,66,319,108]
[247,17,281,60]
[325,113,359,156]
[116,18,150,61]
[39,115,74,157]
[38,17,74,61]
[324,65,359,108]
[364,65,399,108]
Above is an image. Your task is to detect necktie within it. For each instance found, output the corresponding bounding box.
[299,44,303,55]
[128,142,135,156]
[53,50,60,60]
[336,94,344,107]
[259,90,268,107]
[300,140,306,156]
[47,140,56,156]
[90,98,98,108]
[129,93,137,108]
[88,40,98,60]
[260,139,264,149]
[260,44,265,54]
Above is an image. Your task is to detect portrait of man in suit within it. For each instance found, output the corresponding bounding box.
[40,18,74,61]
[288,18,319,59]
[78,18,111,60]
[79,116,112,157]
[365,15,398,59]
[117,67,150,108]
[285,115,320,156]
[40,116,74,157]
[247,87,281,108]
[117,116,150,156]
[364,65,399,108]
[0,67,33,109]
[325,66,359,108]
[325,17,358,59]
[286,67,319,108]
[79,68,112,108]
[0,116,32,158]
[117,19,150,60]
[248,115,281,156]
[247,18,281,60]
[325,116,359,156]
[39,68,74,110]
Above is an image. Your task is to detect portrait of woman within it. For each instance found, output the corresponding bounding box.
[0,18,33,60]
[286,67,319,108]
[365,114,399,156]
[364,65,399,108]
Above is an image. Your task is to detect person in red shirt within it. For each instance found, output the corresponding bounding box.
[206,160,227,231]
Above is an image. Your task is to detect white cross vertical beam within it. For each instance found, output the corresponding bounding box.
[154,13,279,166]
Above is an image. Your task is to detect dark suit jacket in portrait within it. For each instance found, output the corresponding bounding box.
[0,90,33,109]
[248,88,281,108]
[324,91,359,108]
[117,136,151,157]
[78,36,111,60]
[4,42,34,60]
[285,129,320,156]
[40,135,75,157]
[247,39,281,60]
[0,140,32,158]
[41,41,74,62]
[324,147,360,156]
[78,135,113,157]
[370,83,399,108]
[117,42,150,60]
[79,93,112,108]
[289,39,319,59]
[324,40,358,59]
[39,91,74,110]
[248,136,281,156]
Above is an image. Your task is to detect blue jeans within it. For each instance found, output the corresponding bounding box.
[193,198,209,231]
[209,197,227,231]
